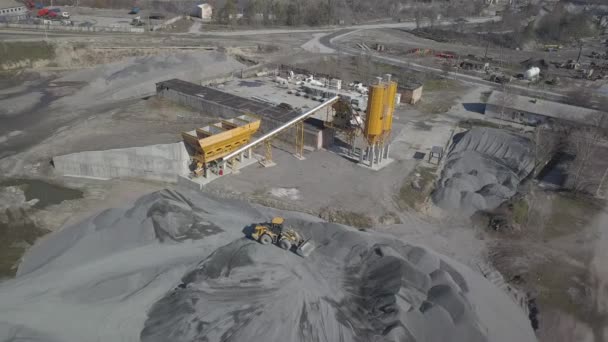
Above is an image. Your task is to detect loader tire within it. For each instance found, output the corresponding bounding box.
[279,239,292,250]
[260,234,272,245]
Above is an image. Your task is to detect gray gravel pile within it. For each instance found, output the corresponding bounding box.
[433,128,534,216]
[52,51,245,108]
[0,189,537,342]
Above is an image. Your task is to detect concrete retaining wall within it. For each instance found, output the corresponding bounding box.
[53,142,191,182]
[1,22,145,33]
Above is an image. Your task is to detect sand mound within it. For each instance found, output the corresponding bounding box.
[433,128,534,216]
[0,189,536,342]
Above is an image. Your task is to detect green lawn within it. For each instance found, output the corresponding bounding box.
[0,41,55,69]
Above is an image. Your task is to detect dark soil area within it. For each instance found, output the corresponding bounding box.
[0,209,50,279]
[409,27,521,49]
[0,179,83,209]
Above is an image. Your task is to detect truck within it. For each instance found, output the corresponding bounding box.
[37,8,57,19]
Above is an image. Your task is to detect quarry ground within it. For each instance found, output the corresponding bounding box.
[1,19,608,342]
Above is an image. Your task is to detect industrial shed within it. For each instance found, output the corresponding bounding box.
[156,79,333,150]
[0,0,27,20]
[485,91,606,127]
[399,81,423,105]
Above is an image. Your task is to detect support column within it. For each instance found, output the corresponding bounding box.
[231,157,239,174]
[370,145,376,167]
[239,152,244,162]
[248,148,252,159]
[359,146,365,163]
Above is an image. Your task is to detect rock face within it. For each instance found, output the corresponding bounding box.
[433,128,534,216]
[0,190,537,342]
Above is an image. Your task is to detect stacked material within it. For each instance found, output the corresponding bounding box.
[0,190,536,342]
[433,128,534,216]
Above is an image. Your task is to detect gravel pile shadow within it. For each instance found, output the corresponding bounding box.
[433,127,534,216]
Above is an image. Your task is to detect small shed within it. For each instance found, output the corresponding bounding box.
[399,81,424,105]
[197,3,213,20]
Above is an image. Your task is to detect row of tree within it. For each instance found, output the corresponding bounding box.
[213,0,488,26]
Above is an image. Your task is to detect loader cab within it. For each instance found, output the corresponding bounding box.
[270,217,284,233]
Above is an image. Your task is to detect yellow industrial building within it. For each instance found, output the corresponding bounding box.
[182,114,261,177]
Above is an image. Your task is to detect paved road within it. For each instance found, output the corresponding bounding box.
[314,21,570,102]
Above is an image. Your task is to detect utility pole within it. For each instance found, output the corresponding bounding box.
[484,40,490,60]
[576,41,583,64]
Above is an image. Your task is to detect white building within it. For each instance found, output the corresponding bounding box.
[0,0,27,20]
[197,3,213,20]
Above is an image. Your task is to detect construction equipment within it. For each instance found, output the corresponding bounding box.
[130,16,144,26]
[250,217,316,257]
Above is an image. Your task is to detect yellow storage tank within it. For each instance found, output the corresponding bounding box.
[383,81,398,134]
[365,83,386,143]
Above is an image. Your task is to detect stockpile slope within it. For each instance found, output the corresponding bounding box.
[0,189,536,342]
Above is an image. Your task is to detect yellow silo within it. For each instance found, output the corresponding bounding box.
[365,83,386,144]
[383,81,398,134]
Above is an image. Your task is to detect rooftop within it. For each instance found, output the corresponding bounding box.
[0,0,23,9]
[399,81,423,90]
[157,79,322,131]
[487,91,603,125]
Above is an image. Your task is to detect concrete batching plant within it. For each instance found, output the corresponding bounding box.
[360,74,398,168]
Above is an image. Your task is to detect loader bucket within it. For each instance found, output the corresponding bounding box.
[296,239,316,257]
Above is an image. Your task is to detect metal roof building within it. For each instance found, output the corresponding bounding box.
[0,0,26,19]
[156,79,332,150]
[485,91,605,127]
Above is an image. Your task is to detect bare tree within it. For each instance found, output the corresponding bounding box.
[495,85,515,122]
[414,7,423,29]
[425,6,438,28]
[568,112,608,194]
[532,123,570,176]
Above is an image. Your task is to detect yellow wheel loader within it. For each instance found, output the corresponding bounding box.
[250,217,315,257]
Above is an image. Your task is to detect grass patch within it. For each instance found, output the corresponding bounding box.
[458,119,502,129]
[422,78,461,92]
[532,260,593,322]
[511,198,529,225]
[543,193,604,239]
[156,18,194,33]
[318,208,373,229]
[397,166,437,210]
[0,209,50,279]
[415,98,457,115]
[379,211,402,225]
[0,41,55,69]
